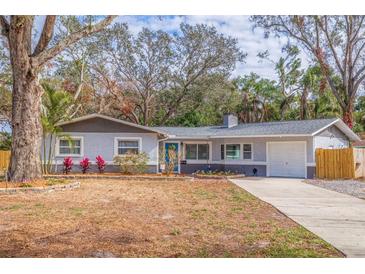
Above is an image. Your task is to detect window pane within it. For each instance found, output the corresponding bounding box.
[118,148,139,155]
[119,140,139,148]
[73,140,81,147]
[226,144,240,159]
[243,144,252,152]
[185,144,197,160]
[221,144,224,160]
[243,144,252,160]
[59,140,69,147]
[198,144,209,160]
[59,147,71,154]
[243,152,252,160]
[59,139,81,155]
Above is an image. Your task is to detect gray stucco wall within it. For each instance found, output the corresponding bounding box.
[43,132,159,167]
[174,136,314,163]
[314,125,350,150]
[307,166,316,179]
[173,136,314,177]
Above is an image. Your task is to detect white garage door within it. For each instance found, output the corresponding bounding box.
[268,142,306,178]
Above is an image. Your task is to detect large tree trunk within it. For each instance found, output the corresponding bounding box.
[9,77,43,181]
[7,16,43,182]
[342,105,354,129]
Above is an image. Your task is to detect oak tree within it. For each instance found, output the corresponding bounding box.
[0,15,116,182]
[252,15,365,127]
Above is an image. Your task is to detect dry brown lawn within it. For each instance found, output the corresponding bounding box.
[0,179,342,258]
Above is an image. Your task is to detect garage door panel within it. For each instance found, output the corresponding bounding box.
[268,142,306,178]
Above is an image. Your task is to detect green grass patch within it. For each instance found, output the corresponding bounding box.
[191,208,208,219]
[34,203,45,209]
[231,207,243,212]
[19,183,33,188]
[227,188,255,203]
[69,207,84,217]
[0,204,24,211]
[193,189,217,200]
[196,248,210,258]
[265,226,338,258]
[170,228,181,236]
[46,178,67,186]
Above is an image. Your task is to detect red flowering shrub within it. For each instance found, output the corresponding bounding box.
[96,155,106,173]
[80,157,91,174]
[63,157,73,174]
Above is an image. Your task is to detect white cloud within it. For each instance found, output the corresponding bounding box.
[115,15,307,80]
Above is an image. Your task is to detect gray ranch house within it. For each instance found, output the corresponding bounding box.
[44,113,360,178]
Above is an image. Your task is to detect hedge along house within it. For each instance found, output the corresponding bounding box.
[43,113,360,178]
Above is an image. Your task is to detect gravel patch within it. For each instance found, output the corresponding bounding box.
[305,179,365,199]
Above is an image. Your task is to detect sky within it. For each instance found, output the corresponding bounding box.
[115,15,302,80]
[30,15,310,80]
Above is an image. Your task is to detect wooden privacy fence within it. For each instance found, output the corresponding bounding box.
[315,148,365,179]
[0,150,10,172]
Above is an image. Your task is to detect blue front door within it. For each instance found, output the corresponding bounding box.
[165,143,179,172]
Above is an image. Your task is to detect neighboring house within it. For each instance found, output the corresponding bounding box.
[43,113,360,178]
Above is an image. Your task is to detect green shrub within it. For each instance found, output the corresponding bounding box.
[46,178,66,186]
[113,152,149,174]
[19,183,33,188]
[194,169,236,176]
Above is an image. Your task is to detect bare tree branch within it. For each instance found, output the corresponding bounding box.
[32,15,56,56]
[36,16,116,67]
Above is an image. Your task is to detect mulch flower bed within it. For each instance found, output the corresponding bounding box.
[192,170,245,180]
[193,174,246,180]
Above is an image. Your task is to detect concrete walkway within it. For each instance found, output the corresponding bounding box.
[230,177,365,257]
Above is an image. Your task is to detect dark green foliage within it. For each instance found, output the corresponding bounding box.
[0,132,11,150]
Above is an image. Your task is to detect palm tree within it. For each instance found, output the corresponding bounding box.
[41,83,74,174]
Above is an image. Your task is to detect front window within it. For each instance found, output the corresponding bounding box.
[185,143,209,160]
[243,144,252,160]
[117,140,140,155]
[59,138,82,155]
[226,144,240,160]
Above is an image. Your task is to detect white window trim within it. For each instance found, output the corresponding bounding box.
[114,137,142,157]
[55,136,84,157]
[242,143,253,161]
[182,141,212,163]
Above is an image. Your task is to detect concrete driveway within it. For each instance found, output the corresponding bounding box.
[230,177,365,257]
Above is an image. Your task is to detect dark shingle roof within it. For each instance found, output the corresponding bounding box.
[153,118,339,137]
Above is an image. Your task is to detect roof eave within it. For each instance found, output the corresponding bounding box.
[209,134,312,139]
[311,118,360,141]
